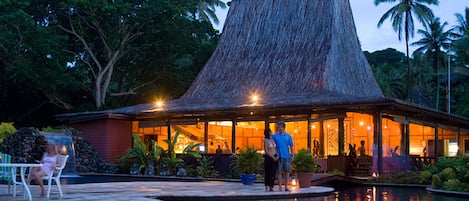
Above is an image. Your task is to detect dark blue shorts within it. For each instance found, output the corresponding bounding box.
[277,158,291,173]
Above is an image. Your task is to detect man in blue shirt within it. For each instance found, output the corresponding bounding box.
[272,121,294,191]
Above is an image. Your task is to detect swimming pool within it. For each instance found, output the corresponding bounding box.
[59,175,468,201]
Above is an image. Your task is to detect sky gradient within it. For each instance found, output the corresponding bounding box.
[214,0,469,53]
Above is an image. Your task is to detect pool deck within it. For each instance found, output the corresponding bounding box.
[0,181,334,201]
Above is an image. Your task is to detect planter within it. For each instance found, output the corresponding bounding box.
[240,173,257,185]
[297,172,314,188]
[327,155,347,173]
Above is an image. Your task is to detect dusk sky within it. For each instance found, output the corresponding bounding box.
[214,0,469,53]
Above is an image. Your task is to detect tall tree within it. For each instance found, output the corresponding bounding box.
[0,0,81,126]
[365,48,407,99]
[50,0,145,109]
[453,7,469,37]
[374,0,438,101]
[412,17,452,110]
[194,0,226,25]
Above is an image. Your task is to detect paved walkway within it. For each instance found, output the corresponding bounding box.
[0,181,334,201]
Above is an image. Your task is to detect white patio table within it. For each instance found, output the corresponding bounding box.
[0,163,42,201]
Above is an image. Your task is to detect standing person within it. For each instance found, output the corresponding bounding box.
[272,121,294,191]
[28,144,61,197]
[358,140,366,156]
[263,128,278,192]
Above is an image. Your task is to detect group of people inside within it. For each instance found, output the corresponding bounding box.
[263,121,294,192]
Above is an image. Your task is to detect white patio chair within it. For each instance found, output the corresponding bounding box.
[41,155,69,198]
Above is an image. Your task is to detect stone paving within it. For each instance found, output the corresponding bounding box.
[0,181,334,201]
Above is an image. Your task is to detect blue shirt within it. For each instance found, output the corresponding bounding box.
[272,132,293,159]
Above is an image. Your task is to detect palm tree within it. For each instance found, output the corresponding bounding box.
[412,17,452,110]
[453,7,469,37]
[374,0,438,101]
[196,0,227,25]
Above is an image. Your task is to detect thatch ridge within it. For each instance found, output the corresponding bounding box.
[183,0,383,100]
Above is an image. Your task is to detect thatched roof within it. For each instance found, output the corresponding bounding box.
[60,0,469,126]
[183,0,383,100]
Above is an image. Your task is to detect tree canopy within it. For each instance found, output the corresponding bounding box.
[0,0,221,126]
[1,1,469,127]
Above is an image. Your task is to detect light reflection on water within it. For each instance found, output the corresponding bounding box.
[257,186,467,201]
[61,176,467,201]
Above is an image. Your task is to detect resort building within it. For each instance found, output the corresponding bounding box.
[57,0,469,175]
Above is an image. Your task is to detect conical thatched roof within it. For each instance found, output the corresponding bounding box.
[56,0,469,129]
[183,0,383,100]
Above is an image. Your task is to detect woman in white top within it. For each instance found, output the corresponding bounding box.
[28,143,61,197]
[263,128,278,191]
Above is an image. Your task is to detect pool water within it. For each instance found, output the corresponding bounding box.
[60,175,166,185]
[259,185,468,201]
[59,175,467,201]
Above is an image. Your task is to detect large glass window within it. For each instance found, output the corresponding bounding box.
[170,123,205,153]
[438,127,459,157]
[382,119,402,157]
[286,121,308,153]
[132,121,169,150]
[409,123,435,156]
[235,121,265,151]
[208,121,232,154]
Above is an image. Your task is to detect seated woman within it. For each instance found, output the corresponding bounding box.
[28,143,61,197]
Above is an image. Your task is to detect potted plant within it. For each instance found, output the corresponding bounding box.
[232,146,262,185]
[292,148,320,188]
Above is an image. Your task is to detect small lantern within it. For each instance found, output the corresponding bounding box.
[291,175,297,187]
[372,171,379,180]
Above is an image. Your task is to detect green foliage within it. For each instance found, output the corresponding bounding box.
[439,167,456,181]
[365,49,407,99]
[195,155,219,177]
[41,125,74,133]
[432,175,443,189]
[443,179,461,191]
[419,170,433,184]
[374,0,438,100]
[327,169,345,176]
[161,130,201,175]
[0,122,16,143]
[0,0,219,126]
[292,149,319,173]
[424,157,469,192]
[118,134,163,174]
[373,171,422,184]
[232,146,262,174]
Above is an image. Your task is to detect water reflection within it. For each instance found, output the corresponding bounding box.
[259,186,466,201]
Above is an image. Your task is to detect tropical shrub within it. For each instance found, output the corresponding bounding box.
[373,171,422,184]
[118,130,202,176]
[118,134,163,175]
[327,169,345,176]
[162,130,202,175]
[292,148,320,172]
[232,146,262,174]
[425,157,469,192]
[0,122,16,143]
[195,155,219,177]
[419,170,432,184]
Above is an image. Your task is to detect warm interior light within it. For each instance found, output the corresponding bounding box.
[359,121,364,126]
[155,100,164,109]
[291,178,297,186]
[252,95,258,102]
